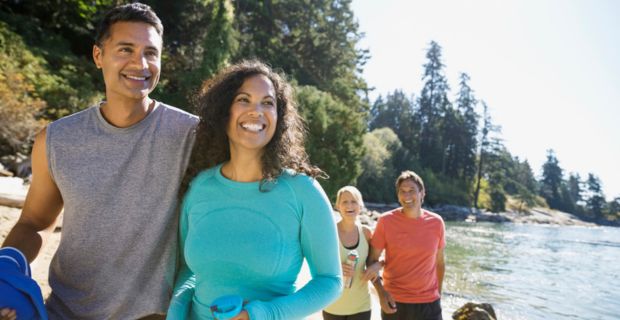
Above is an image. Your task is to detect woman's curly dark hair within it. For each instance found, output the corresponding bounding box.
[181,59,325,194]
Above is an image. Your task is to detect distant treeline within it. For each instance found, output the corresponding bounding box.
[0,0,618,223]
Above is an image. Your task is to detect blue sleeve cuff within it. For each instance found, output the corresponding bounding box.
[244,300,267,320]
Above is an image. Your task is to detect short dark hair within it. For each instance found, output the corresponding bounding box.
[395,170,425,193]
[94,2,163,47]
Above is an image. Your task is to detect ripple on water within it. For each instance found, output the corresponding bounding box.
[445,222,620,320]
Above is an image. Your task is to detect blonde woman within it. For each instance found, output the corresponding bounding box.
[323,186,384,320]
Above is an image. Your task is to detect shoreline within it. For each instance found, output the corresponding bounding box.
[363,202,602,228]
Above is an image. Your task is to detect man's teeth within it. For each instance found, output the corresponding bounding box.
[241,123,264,132]
[124,75,147,80]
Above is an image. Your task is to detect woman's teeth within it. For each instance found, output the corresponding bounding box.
[241,123,264,132]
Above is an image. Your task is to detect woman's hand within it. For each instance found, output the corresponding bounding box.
[0,309,16,320]
[341,262,354,277]
[228,310,249,320]
[361,260,383,282]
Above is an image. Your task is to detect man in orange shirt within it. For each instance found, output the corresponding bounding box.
[369,170,446,320]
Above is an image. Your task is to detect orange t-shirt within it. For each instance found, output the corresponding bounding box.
[371,208,446,303]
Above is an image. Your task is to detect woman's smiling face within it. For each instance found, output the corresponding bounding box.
[226,74,278,154]
[337,191,361,220]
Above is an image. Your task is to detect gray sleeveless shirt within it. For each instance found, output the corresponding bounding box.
[45,102,198,319]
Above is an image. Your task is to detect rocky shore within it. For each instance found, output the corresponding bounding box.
[363,202,597,227]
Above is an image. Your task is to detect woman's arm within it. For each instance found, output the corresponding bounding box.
[244,177,342,319]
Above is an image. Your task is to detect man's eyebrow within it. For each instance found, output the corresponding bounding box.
[114,41,135,47]
[114,42,160,51]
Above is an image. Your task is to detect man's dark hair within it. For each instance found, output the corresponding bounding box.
[94,2,163,47]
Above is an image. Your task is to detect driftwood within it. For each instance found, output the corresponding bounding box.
[0,192,25,208]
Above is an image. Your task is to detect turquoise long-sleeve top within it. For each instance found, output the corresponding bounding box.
[167,164,342,319]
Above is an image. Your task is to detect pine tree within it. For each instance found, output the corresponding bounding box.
[585,173,606,219]
[564,173,584,214]
[608,197,620,219]
[453,73,479,182]
[417,41,451,173]
[539,149,564,209]
[474,102,500,209]
[369,90,417,163]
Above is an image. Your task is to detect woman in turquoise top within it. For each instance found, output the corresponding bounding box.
[167,60,342,320]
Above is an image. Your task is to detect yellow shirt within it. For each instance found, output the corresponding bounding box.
[323,224,371,315]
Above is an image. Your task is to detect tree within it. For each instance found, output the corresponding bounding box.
[474,102,500,209]
[416,41,451,173]
[0,11,101,120]
[539,149,564,209]
[369,90,417,161]
[559,172,584,215]
[585,173,606,219]
[150,0,237,109]
[608,197,620,220]
[232,0,369,111]
[296,85,366,198]
[0,67,46,156]
[452,73,479,182]
[357,128,403,203]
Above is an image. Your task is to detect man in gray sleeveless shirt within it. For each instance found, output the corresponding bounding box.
[1,3,198,319]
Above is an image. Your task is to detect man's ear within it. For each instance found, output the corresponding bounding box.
[93,45,102,69]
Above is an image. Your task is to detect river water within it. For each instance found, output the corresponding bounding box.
[442,222,620,319]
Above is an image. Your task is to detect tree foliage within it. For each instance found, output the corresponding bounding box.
[0,23,47,155]
[539,149,564,209]
[357,128,403,203]
[232,0,369,110]
[417,41,451,173]
[585,173,606,219]
[296,85,365,199]
[149,0,237,109]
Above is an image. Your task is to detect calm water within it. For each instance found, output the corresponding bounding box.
[443,222,620,320]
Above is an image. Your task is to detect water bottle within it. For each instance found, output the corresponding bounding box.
[343,250,359,288]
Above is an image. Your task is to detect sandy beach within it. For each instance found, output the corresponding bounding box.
[0,205,60,299]
[0,204,383,319]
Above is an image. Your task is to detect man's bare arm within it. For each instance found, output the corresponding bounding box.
[2,127,63,262]
[436,247,445,294]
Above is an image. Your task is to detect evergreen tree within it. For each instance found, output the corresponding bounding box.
[369,90,417,162]
[608,197,620,219]
[563,173,584,214]
[416,41,451,173]
[474,102,500,208]
[516,160,538,193]
[539,149,564,209]
[440,106,460,179]
[585,173,606,219]
[567,173,583,206]
[453,73,479,182]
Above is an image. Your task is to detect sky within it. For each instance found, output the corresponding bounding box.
[351,0,620,200]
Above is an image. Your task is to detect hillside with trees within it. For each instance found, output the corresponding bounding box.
[0,1,618,224]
